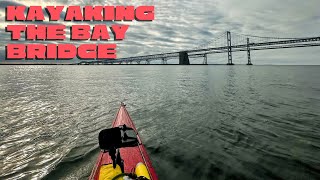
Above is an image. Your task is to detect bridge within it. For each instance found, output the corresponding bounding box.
[78,31,320,65]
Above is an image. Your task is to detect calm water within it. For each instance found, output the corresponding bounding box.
[0,65,320,180]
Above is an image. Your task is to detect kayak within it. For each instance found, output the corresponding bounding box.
[89,103,158,180]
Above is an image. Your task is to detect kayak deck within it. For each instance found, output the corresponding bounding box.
[90,104,158,180]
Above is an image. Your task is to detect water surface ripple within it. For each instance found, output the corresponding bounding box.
[0,65,319,180]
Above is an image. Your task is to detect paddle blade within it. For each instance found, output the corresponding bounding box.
[99,127,122,150]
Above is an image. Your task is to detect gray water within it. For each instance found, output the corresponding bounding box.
[0,65,320,180]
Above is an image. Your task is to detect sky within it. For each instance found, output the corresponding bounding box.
[0,0,319,65]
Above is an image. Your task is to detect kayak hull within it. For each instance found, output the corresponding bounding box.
[90,104,158,180]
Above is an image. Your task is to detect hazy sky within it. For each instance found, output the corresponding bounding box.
[0,0,319,64]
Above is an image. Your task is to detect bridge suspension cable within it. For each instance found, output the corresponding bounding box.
[233,33,313,40]
[192,32,227,50]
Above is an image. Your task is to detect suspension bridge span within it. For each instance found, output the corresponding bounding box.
[78,31,320,65]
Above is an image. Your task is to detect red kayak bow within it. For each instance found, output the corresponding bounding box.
[89,103,158,180]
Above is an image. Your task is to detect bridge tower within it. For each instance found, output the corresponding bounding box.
[179,51,190,65]
[247,38,252,65]
[162,58,167,64]
[203,54,208,64]
[227,31,234,65]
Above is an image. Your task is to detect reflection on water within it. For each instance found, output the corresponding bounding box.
[0,65,320,180]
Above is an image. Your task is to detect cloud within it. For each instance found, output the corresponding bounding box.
[215,0,320,35]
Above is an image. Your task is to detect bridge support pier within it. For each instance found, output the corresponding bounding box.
[179,51,190,65]
[162,58,167,64]
[137,61,141,64]
[203,54,208,64]
[146,60,150,64]
[247,38,252,65]
[227,31,234,65]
